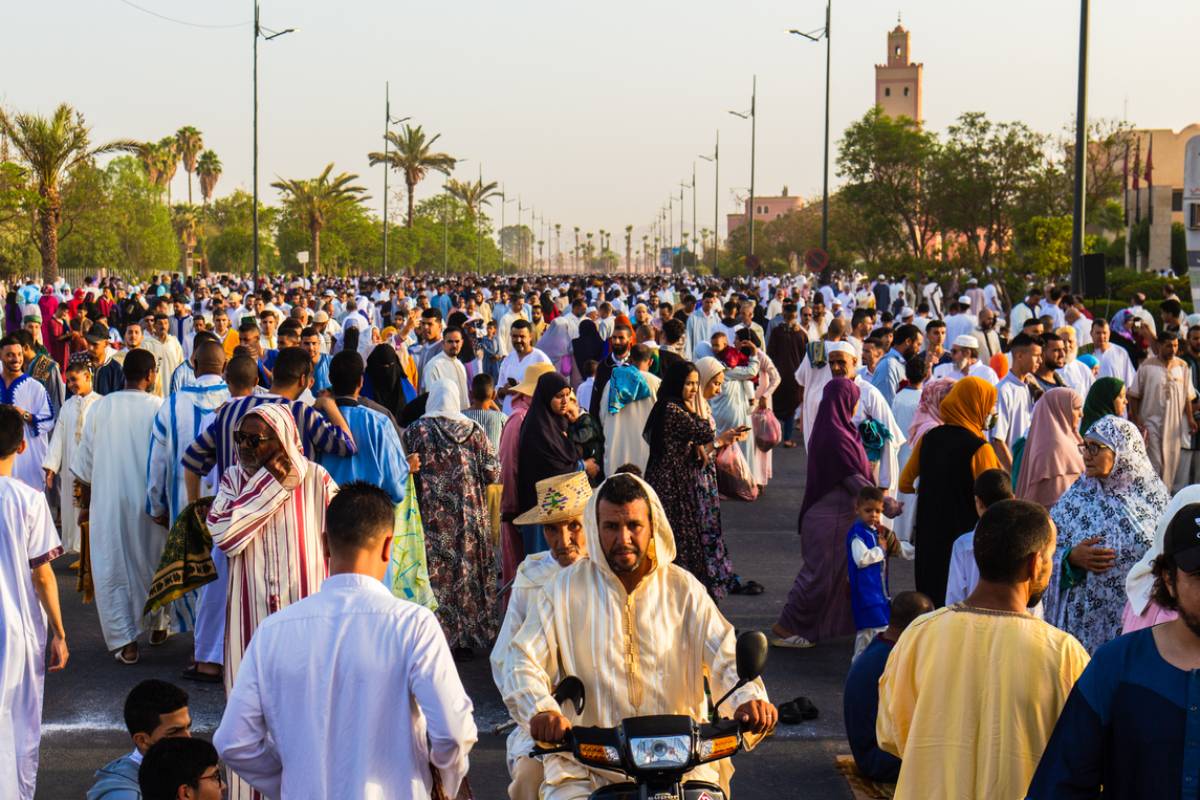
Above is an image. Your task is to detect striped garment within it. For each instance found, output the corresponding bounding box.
[206,403,336,800]
[181,393,355,482]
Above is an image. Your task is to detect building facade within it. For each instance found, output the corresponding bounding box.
[1125,124,1200,270]
[726,190,805,234]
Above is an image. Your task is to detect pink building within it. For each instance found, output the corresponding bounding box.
[726,190,804,234]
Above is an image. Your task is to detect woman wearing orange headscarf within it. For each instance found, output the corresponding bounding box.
[899,376,1001,606]
[1015,387,1084,509]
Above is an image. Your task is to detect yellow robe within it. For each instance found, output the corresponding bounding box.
[877,605,1089,800]
[503,476,768,799]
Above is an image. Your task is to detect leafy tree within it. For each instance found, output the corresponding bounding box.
[175,126,203,205]
[270,164,367,276]
[838,107,940,259]
[155,136,180,204]
[0,103,138,282]
[929,112,1046,266]
[200,190,279,276]
[367,124,455,228]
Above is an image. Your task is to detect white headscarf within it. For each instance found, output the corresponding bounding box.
[423,379,469,423]
[1126,485,1200,616]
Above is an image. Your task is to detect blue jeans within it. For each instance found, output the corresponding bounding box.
[519,523,547,555]
[777,411,795,444]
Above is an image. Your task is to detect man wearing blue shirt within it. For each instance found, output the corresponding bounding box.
[871,324,923,405]
[843,590,933,783]
[1028,499,1200,800]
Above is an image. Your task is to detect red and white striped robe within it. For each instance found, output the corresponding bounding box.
[207,404,337,800]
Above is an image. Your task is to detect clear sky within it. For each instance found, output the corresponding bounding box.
[3,0,1195,248]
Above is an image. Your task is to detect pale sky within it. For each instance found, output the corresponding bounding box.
[3,0,1196,248]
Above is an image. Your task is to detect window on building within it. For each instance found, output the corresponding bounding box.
[884,87,891,97]
[903,87,910,97]
[1174,189,1184,212]
[894,46,901,57]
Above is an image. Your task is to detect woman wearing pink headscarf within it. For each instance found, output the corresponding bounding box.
[1015,387,1085,509]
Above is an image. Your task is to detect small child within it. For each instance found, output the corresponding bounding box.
[575,359,599,411]
[945,469,1028,611]
[463,373,507,451]
[847,485,908,659]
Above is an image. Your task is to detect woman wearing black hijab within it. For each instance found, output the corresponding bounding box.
[516,371,583,554]
[643,360,743,599]
[571,318,606,387]
[364,343,413,421]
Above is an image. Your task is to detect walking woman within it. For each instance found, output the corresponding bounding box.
[644,361,743,599]
[1015,387,1084,509]
[898,376,1001,607]
[772,379,891,647]
[402,380,501,659]
[1047,415,1169,653]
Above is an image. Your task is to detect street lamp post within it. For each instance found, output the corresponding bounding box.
[1069,0,1090,294]
[699,131,720,275]
[380,83,410,275]
[729,75,757,270]
[252,0,294,290]
[791,2,831,253]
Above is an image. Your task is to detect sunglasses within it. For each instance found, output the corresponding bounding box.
[233,431,271,448]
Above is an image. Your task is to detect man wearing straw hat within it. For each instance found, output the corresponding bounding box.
[491,471,591,800]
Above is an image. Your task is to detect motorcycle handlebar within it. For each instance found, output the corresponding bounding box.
[528,718,746,759]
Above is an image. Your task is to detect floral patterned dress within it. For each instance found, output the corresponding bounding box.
[645,402,736,598]
[402,417,502,649]
[1047,415,1169,653]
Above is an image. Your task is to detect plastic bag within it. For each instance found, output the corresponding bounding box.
[752,407,782,452]
[716,444,759,502]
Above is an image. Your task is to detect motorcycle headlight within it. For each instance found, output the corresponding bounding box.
[629,735,691,769]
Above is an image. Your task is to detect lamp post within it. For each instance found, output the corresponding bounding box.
[729,75,757,269]
[252,0,294,290]
[699,130,720,275]
[1069,0,1090,294]
[500,187,514,271]
[791,2,831,253]
[380,83,410,275]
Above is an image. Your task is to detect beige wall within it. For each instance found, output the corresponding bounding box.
[874,24,922,122]
[726,195,804,233]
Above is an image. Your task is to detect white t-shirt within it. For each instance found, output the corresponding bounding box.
[993,372,1033,449]
[497,348,552,414]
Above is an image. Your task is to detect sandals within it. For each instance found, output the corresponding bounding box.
[114,645,139,665]
[181,665,223,684]
[148,629,171,647]
[778,696,820,724]
[730,578,765,596]
[770,634,815,649]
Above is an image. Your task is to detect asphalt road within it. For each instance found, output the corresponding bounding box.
[37,443,912,798]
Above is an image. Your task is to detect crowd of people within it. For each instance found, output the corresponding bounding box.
[0,266,1198,798]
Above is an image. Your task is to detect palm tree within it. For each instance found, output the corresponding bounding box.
[642,234,650,273]
[445,177,500,217]
[586,231,594,265]
[271,163,367,276]
[137,140,163,188]
[171,204,199,274]
[367,124,455,228]
[0,102,138,283]
[573,226,580,270]
[156,136,180,204]
[625,225,633,272]
[197,150,222,204]
[554,222,562,269]
[175,126,203,205]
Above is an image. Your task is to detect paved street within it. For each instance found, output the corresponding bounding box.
[38,443,912,798]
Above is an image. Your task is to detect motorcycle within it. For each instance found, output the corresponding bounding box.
[530,630,769,800]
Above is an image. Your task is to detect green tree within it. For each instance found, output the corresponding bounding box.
[929,112,1046,266]
[367,124,455,228]
[838,107,940,259]
[175,126,203,205]
[0,103,138,282]
[270,164,367,276]
[201,190,279,276]
[156,136,180,204]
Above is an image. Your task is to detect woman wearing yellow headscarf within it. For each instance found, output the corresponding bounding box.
[898,376,1001,606]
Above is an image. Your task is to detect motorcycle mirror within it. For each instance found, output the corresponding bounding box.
[552,675,586,716]
[735,631,769,683]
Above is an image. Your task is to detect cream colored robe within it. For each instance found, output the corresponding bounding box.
[503,475,768,800]
[1129,355,1196,485]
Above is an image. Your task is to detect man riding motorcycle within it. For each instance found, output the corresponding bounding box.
[501,473,777,799]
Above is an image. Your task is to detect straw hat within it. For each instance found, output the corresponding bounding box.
[511,362,557,397]
[514,471,593,526]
